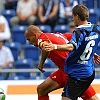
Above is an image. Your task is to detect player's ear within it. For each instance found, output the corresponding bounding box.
[34,33,36,37]
[34,33,39,39]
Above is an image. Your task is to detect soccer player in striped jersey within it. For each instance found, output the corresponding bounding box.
[43,4,100,100]
[24,25,100,100]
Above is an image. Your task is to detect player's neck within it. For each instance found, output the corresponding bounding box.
[78,21,88,26]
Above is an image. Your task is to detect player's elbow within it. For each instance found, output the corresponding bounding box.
[67,44,74,52]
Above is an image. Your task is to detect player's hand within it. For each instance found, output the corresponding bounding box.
[42,42,54,52]
[37,63,45,73]
[93,53,100,64]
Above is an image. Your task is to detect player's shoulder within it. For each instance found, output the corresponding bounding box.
[90,24,100,35]
[95,24,100,33]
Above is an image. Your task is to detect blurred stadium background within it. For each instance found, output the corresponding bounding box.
[0,0,100,100]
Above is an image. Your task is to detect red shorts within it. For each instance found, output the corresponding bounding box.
[81,85,96,100]
[49,69,68,88]
[49,69,96,99]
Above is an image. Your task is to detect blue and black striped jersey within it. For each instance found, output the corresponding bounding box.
[64,24,100,79]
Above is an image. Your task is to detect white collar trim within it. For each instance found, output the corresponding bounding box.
[76,22,92,28]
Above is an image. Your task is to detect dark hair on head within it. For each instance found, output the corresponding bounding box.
[72,4,89,21]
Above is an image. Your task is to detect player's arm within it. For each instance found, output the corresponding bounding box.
[38,41,49,73]
[43,31,79,52]
[93,53,100,64]
[38,50,49,73]
[43,42,74,52]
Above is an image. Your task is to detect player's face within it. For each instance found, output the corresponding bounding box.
[26,34,37,46]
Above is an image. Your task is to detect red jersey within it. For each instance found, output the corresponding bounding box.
[37,33,96,99]
[63,33,72,41]
[37,33,71,70]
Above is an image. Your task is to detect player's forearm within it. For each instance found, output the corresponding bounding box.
[40,50,49,65]
[55,44,74,52]
[43,43,74,52]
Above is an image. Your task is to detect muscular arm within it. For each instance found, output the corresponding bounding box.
[38,41,50,73]
[43,42,75,52]
[56,43,74,52]
[40,50,49,65]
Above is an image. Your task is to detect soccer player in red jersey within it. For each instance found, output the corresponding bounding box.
[24,25,100,100]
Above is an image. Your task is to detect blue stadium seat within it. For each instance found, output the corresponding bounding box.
[15,58,34,78]
[82,0,94,8]
[95,75,100,79]
[88,13,97,24]
[19,21,28,26]
[88,9,98,24]
[12,25,28,44]
[37,25,52,33]
[53,24,69,33]
[76,0,81,4]
[36,71,52,79]
[98,0,100,8]
[44,72,52,79]
[24,43,40,61]
[36,58,55,69]
[0,76,5,80]
[5,42,21,61]
[43,59,55,78]
[36,58,55,78]
[7,75,25,80]
[29,76,37,80]
[29,76,41,80]
[1,9,16,27]
[43,58,55,68]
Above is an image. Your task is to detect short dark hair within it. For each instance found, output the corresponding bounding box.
[72,4,89,21]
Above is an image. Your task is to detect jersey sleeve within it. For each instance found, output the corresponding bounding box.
[97,25,100,32]
[69,30,87,50]
[69,32,79,50]
[63,33,72,41]
[37,34,50,49]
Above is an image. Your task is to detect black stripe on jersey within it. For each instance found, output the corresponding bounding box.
[92,24,100,34]
[75,24,100,44]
